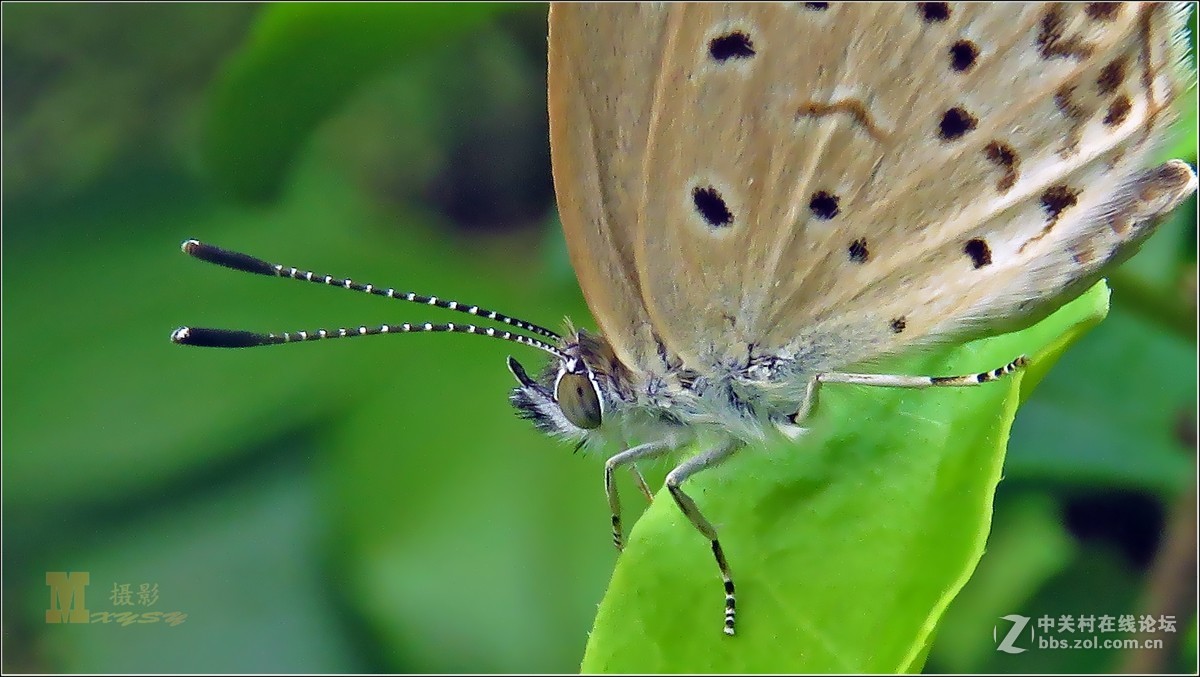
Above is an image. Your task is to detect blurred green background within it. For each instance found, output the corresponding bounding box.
[2,3,1196,673]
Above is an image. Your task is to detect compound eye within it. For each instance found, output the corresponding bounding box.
[554,371,602,429]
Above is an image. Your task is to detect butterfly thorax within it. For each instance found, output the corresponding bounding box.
[509,329,812,450]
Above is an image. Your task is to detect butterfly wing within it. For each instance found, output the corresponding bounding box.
[748,2,1198,365]
[548,4,671,373]
[549,3,1196,374]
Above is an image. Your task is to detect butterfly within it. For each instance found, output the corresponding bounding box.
[174,3,1197,636]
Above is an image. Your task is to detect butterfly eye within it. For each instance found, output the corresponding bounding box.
[554,371,602,430]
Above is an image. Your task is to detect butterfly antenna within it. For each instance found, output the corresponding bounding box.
[171,323,568,360]
[176,239,562,340]
[171,240,568,361]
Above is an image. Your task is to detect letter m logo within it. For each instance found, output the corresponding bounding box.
[46,572,90,623]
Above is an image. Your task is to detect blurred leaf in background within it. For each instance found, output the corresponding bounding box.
[2,3,1196,674]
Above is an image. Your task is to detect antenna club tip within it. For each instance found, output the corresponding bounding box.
[170,327,191,344]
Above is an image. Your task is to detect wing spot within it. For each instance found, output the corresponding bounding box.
[1054,85,1083,119]
[797,99,888,142]
[983,141,1020,192]
[848,238,869,263]
[1110,213,1133,236]
[949,40,979,72]
[1071,242,1097,264]
[938,107,977,141]
[917,3,950,22]
[1135,5,1160,111]
[709,32,755,61]
[808,191,840,219]
[964,239,992,268]
[1037,7,1096,60]
[1084,3,1123,21]
[1104,95,1132,127]
[1019,184,1081,253]
[1096,56,1127,95]
[692,186,734,228]
[1053,85,1085,156]
[803,2,829,9]
[1041,185,1080,223]
[890,317,907,334]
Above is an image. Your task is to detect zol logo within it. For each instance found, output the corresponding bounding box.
[995,614,1032,654]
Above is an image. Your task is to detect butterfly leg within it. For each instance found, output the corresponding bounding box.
[605,440,674,551]
[789,355,1029,424]
[820,354,1028,389]
[630,464,655,502]
[664,439,742,636]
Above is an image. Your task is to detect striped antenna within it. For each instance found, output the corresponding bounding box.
[177,239,562,340]
[171,323,568,360]
[172,239,568,360]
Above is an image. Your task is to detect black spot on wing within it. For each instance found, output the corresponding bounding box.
[1041,185,1080,224]
[949,40,979,72]
[1104,95,1132,127]
[1084,3,1123,21]
[809,191,840,219]
[917,3,950,23]
[848,238,869,263]
[938,107,977,141]
[983,141,1020,192]
[1037,7,1096,60]
[964,238,992,268]
[692,186,734,228]
[709,32,755,61]
[1096,57,1127,95]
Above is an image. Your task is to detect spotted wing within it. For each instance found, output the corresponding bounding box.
[549,3,1196,374]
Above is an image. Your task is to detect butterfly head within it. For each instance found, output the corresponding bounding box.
[507,330,626,441]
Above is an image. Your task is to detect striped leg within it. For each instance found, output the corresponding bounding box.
[664,440,742,636]
[790,355,1029,425]
[605,441,674,551]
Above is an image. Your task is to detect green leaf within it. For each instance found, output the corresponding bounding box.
[580,283,1111,673]
[201,3,511,201]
